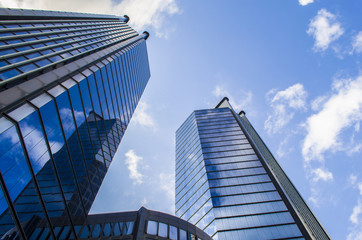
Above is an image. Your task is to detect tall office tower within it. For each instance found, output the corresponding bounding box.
[175,98,330,240]
[0,8,150,239]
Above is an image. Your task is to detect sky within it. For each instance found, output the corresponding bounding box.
[1,0,361,239]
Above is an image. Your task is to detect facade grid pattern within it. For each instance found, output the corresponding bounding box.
[176,103,329,240]
[0,8,151,239]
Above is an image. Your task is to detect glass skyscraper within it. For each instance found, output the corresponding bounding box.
[0,8,151,239]
[175,98,330,240]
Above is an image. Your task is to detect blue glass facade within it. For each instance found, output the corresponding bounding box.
[0,8,150,239]
[176,99,330,240]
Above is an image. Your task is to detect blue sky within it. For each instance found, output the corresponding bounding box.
[2,0,361,239]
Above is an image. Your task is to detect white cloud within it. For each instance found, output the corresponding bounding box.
[264,83,307,134]
[311,95,327,111]
[311,167,333,182]
[59,108,84,134]
[298,0,314,6]
[302,75,362,162]
[140,198,149,207]
[352,31,362,54]
[347,177,362,240]
[0,0,180,38]
[159,173,175,201]
[124,149,143,184]
[351,200,362,226]
[132,101,155,128]
[212,85,253,112]
[350,174,358,186]
[307,9,344,51]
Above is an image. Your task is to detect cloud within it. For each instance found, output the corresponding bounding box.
[298,0,314,6]
[264,83,307,134]
[311,168,333,182]
[350,174,358,186]
[347,177,362,240]
[347,199,362,240]
[0,0,180,38]
[302,75,362,162]
[131,101,155,128]
[351,201,362,225]
[352,31,362,54]
[159,173,175,201]
[124,149,143,184]
[59,108,84,134]
[212,85,253,112]
[307,9,344,51]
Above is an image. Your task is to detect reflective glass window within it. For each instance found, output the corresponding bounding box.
[80,225,91,238]
[113,222,121,235]
[147,221,157,235]
[169,225,178,240]
[103,223,111,236]
[18,63,37,73]
[159,222,167,237]
[8,56,26,64]
[92,224,101,237]
[180,229,187,240]
[0,68,20,80]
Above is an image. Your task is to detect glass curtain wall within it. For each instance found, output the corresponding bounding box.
[176,108,306,240]
[0,39,150,238]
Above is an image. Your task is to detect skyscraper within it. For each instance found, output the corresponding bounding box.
[175,97,330,240]
[0,8,151,239]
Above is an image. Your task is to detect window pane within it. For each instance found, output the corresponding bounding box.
[147,221,157,235]
[159,222,167,237]
[170,225,178,240]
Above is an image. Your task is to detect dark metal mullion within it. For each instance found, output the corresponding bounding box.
[0,21,125,38]
[0,23,127,51]
[0,19,119,25]
[3,113,57,240]
[216,222,301,232]
[0,28,134,70]
[46,90,88,219]
[205,159,260,167]
[104,62,123,142]
[81,75,109,181]
[119,52,133,122]
[195,206,214,228]
[108,59,125,137]
[120,47,134,124]
[115,57,130,125]
[209,189,278,199]
[176,150,204,187]
[0,32,139,88]
[25,99,76,239]
[176,147,203,177]
[0,172,27,240]
[180,192,212,221]
[62,81,98,199]
[74,78,104,187]
[135,43,143,100]
[113,56,129,128]
[205,165,263,174]
[209,180,274,191]
[99,66,118,160]
[0,26,132,57]
[208,172,268,181]
[88,70,110,170]
[124,49,137,117]
[126,45,138,108]
[231,110,312,239]
[93,69,113,169]
[177,179,209,214]
[214,210,290,220]
[130,43,141,105]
